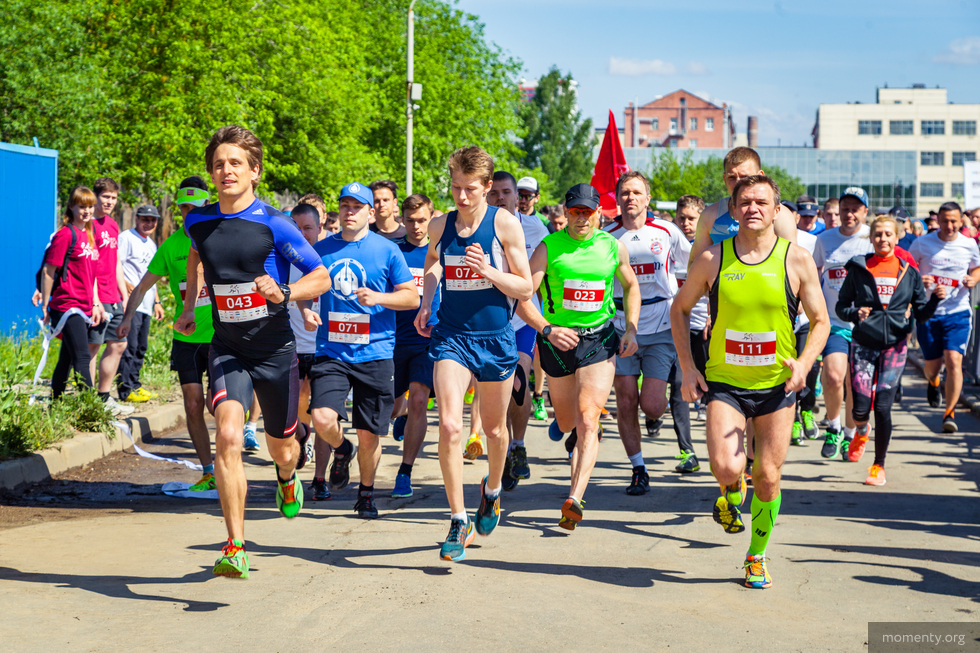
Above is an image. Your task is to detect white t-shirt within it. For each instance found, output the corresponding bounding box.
[794,229,819,332]
[675,238,708,331]
[813,225,873,329]
[605,218,691,335]
[510,212,550,331]
[288,265,320,354]
[118,228,157,316]
[909,232,980,316]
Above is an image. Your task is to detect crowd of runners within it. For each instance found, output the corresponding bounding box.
[36,126,979,589]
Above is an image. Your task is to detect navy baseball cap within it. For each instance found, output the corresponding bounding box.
[798,201,819,216]
[888,206,911,220]
[339,182,374,206]
[565,183,600,211]
[781,200,798,213]
[840,186,869,207]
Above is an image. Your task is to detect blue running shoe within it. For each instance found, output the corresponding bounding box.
[440,517,475,561]
[475,475,500,536]
[548,419,564,442]
[392,472,413,498]
[392,415,407,442]
[243,424,260,452]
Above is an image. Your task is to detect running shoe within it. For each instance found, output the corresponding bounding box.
[243,424,261,452]
[104,396,135,416]
[673,451,700,473]
[122,389,150,403]
[475,476,500,536]
[841,439,850,461]
[391,414,407,442]
[440,517,475,561]
[865,464,886,486]
[354,494,378,519]
[532,395,547,420]
[820,428,842,459]
[695,403,706,421]
[548,419,564,442]
[713,475,746,534]
[213,538,249,579]
[927,382,941,408]
[296,422,312,470]
[744,554,771,589]
[501,454,519,492]
[801,410,819,440]
[791,421,804,446]
[943,413,957,433]
[329,439,357,490]
[427,398,435,410]
[510,444,530,479]
[847,433,869,462]
[645,417,662,438]
[745,459,753,485]
[275,468,304,519]
[463,388,474,405]
[600,406,610,420]
[463,432,483,460]
[564,429,578,454]
[392,473,413,498]
[135,387,158,400]
[189,472,216,492]
[558,497,584,531]
[310,478,331,501]
[626,466,649,495]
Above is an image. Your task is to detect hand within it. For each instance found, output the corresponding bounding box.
[91,304,105,327]
[42,305,50,325]
[414,305,433,338]
[253,274,284,303]
[302,307,322,332]
[116,317,131,340]
[704,314,713,339]
[933,284,947,299]
[174,310,197,336]
[962,275,977,289]
[856,306,872,321]
[32,290,42,307]
[547,326,579,352]
[618,327,638,357]
[153,303,165,320]
[681,368,708,403]
[921,274,935,288]
[355,287,380,307]
[464,243,489,277]
[782,357,806,393]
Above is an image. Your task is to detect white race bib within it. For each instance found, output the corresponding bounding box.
[631,261,659,283]
[563,279,605,312]
[179,281,212,308]
[410,267,425,296]
[724,329,777,366]
[874,276,897,307]
[212,283,267,323]
[444,254,491,291]
[827,267,847,290]
[328,311,370,344]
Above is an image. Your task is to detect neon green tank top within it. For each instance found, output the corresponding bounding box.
[147,228,214,344]
[540,229,618,328]
[707,237,798,389]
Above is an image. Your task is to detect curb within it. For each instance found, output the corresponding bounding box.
[906,349,980,417]
[0,403,186,492]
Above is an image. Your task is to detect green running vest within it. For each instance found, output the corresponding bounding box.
[540,229,618,328]
[707,237,799,389]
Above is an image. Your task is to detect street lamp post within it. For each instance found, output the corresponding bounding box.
[406,0,416,196]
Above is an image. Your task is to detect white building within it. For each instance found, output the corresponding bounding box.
[814,86,979,214]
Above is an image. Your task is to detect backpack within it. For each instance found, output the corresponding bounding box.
[35,225,78,294]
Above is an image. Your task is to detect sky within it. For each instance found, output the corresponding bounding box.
[453,0,980,147]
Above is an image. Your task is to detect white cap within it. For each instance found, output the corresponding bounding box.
[516,176,539,193]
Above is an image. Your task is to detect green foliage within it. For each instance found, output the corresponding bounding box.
[0,389,115,461]
[518,68,594,200]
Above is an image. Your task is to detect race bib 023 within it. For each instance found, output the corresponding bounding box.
[563,279,605,312]
[212,283,268,323]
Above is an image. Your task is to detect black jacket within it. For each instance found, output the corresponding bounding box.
[836,253,940,349]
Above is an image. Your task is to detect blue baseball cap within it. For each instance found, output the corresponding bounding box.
[339,182,374,206]
[840,186,869,207]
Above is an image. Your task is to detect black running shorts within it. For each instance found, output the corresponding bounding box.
[537,321,619,379]
[309,357,394,436]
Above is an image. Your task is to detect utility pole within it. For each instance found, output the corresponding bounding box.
[406,0,416,195]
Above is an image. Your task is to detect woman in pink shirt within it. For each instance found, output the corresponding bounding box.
[40,186,105,400]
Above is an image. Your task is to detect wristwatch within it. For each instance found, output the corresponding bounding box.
[278,283,291,304]
[542,325,553,337]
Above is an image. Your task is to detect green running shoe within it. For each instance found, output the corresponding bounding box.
[531,396,547,420]
[820,428,842,459]
[801,410,819,439]
[791,421,804,446]
[673,450,700,473]
[276,467,304,519]
[744,554,772,589]
[213,538,249,579]
[440,517,475,561]
[189,472,216,492]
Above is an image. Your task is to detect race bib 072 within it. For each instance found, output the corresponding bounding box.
[724,329,777,366]
[327,311,370,344]
[444,254,491,291]
[563,279,605,312]
[212,283,267,323]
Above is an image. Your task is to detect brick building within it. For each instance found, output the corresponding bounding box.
[623,89,735,149]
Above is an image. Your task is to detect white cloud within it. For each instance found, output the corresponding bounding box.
[933,36,980,65]
[685,61,709,76]
[608,57,677,76]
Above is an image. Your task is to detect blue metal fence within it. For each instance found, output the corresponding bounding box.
[0,140,59,333]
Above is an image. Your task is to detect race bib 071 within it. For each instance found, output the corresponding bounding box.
[327,311,369,344]
[212,283,267,323]
[724,329,777,366]
[444,254,491,291]
[563,279,605,312]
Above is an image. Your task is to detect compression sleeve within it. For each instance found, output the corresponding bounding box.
[269,214,323,276]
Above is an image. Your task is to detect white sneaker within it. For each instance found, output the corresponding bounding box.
[105,396,135,416]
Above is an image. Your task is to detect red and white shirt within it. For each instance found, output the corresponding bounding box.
[909,232,980,316]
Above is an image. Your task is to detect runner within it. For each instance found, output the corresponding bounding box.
[791,226,821,445]
[369,180,406,240]
[517,183,639,528]
[822,198,841,230]
[415,146,532,562]
[116,204,166,403]
[390,193,439,499]
[516,178,550,422]
[175,125,330,579]
[516,176,543,225]
[908,201,980,433]
[307,182,418,518]
[603,171,690,495]
[812,187,873,459]
[671,174,829,589]
[796,196,825,235]
[119,176,216,491]
[40,186,103,400]
[487,170,549,490]
[836,215,944,485]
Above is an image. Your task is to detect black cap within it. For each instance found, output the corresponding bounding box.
[798,201,819,216]
[564,183,600,211]
[135,204,161,218]
[178,175,208,192]
[781,200,798,213]
[888,206,911,220]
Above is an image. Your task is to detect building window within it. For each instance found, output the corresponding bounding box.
[689,139,698,149]
[706,117,714,131]
[920,182,944,197]
[921,120,945,135]
[920,151,945,166]
[953,120,977,136]
[890,120,913,135]
[952,182,965,197]
[670,117,678,132]
[952,152,977,166]
[858,120,882,135]
[651,117,659,130]
[689,117,698,131]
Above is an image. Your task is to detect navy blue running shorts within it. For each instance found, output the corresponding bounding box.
[393,344,433,396]
[429,325,518,383]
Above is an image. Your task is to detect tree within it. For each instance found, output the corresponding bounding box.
[518,68,593,199]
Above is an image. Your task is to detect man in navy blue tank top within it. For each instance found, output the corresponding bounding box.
[175,125,331,579]
[415,146,533,562]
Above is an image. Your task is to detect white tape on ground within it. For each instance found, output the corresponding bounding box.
[113,420,203,472]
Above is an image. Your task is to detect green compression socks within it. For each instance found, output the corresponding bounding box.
[748,493,781,556]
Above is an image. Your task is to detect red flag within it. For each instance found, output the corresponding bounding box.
[590,110,631,216]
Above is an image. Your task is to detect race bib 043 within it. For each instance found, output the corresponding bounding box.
[212,283,267,323]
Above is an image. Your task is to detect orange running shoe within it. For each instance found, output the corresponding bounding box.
[865,464,886,486]
[847,433,869,463]
[464,432,483,460]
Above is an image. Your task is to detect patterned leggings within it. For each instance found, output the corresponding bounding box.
[849,339,908,467]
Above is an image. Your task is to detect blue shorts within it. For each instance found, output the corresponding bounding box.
[917,310,972,360]
[822,325,852,357]
[393,343,433,395]
[515,324,537,358]
[429,325,518,383]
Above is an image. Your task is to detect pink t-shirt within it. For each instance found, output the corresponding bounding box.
[45,225,99,315]
[92,215,121,303]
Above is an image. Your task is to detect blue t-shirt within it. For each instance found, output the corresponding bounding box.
[313,232,414,363]
[395,238,439,350]
[709,201,739,245]
[805,220,827,235]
